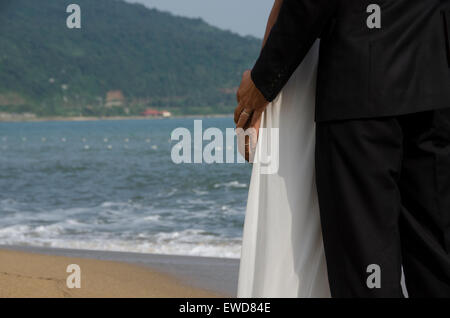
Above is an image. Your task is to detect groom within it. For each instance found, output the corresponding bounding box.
[235,0,450,297]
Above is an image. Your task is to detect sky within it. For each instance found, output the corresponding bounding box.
[125,0,275,38]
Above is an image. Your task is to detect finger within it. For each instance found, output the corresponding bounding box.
[236,109,251,129]
[236,113,250,129]
[249,109,263,128]
[247,110,262,152]
[245,135,250,162]
[234,103,245,124]
[246,128,256,153]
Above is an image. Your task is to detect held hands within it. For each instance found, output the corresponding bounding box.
[234,70,269,129]
[234,70,268,162]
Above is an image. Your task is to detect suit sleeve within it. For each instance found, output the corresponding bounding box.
[251,0,338,102]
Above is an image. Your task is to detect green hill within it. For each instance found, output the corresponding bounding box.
[0,0,261,117]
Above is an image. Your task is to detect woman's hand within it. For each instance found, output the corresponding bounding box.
[234,70,268,130]
[237,111,261,163]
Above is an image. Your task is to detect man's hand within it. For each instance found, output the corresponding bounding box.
[234,70,269,129]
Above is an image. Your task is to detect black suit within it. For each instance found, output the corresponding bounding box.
[252,0,450,122]
[251,0,450,297]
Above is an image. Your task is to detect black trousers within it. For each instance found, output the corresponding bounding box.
[316,109,450,298]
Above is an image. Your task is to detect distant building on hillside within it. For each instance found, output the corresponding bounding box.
[142,109,172,118]
[161,111,172,118]
[105,90,125,107]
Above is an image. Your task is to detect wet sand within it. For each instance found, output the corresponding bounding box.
[0,246,238,298]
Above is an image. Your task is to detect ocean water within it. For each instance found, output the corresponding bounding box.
[0,118,251,258]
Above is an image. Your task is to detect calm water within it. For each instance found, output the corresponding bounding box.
[0,118,251,258]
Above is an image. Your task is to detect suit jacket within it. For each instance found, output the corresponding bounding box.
[251,0,450,122]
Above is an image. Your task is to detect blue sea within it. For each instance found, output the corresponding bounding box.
[0,118,251,258]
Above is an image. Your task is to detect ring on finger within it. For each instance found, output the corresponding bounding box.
[241,109,251,117]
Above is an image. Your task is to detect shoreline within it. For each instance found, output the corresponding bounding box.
[0,114,233,123]
[0,245,239,298]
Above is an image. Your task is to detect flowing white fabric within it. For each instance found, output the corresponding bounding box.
[238,41,330,298]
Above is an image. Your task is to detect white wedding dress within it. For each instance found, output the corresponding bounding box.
[238,41,331,298]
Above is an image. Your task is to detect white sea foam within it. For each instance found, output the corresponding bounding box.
[213,181,248,189]
[0,200,242,259]
[0,227,242,258]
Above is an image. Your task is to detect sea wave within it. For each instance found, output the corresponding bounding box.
[213,181,248,189]
[0,199,242,258]
[0,225,241,258]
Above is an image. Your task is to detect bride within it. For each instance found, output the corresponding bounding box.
[236,0,330,298]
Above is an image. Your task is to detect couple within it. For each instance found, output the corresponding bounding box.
[236,0,450,298]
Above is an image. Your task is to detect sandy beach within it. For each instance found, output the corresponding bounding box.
[0,247,236,298]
